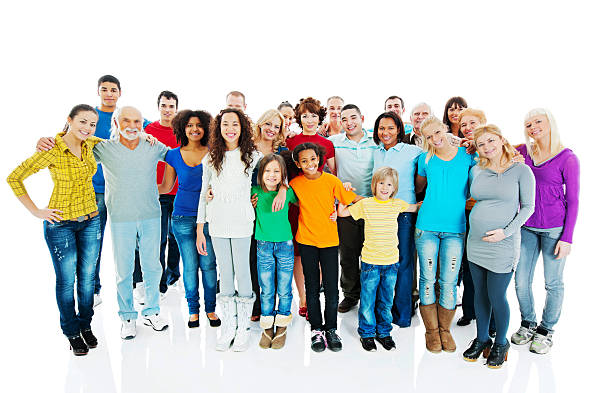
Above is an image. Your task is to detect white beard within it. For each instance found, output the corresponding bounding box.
[119,127,141,141]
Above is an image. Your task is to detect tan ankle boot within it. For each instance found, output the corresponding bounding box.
[419,303,442,353]
[259,316,275,349]
[437,303,456,352]
[271,314,292,350]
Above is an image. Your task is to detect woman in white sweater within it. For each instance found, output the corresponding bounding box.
[196,108,262,352]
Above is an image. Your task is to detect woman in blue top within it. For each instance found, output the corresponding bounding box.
[158,109,220,328]
[372,111,422,327]
[415,116,476,353]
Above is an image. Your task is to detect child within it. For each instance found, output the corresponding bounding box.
[196,108,262,352]
[289,142,363,353]
[251,154,297,349]
[338,167,420,352]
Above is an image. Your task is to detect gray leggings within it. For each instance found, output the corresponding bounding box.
[211,237,253,297]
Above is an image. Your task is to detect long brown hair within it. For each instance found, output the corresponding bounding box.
[257,154,288,192]
[208,108,256,175]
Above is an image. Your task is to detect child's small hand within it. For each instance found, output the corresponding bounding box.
[329,209,338,222]
[251,193,258,208]
[206,188,214,202]
[342,182,355,192]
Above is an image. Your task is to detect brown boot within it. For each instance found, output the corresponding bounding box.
[259,316,275,349]
[437,303,457,352]
[419,303,442,353]
[271,314,292,349]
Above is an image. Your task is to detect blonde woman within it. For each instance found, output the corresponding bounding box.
[462,125,535,369]
[414,116,476,353]
[511,109,580,354]
[253,109,287,155]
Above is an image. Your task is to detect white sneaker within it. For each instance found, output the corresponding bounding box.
[143,314,169,331]
[121,320,137,340]
[133,283,145,305]
[93,293,103,308]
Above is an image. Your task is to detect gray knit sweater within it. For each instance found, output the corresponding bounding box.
[467,163,535,273]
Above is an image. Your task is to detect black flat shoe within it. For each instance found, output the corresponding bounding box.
[457,315,473,326]
[207,314,221,327]
[68,336,89,356]
[486,341,510,369]
[188,318,200,328]
[375,336,396,351]
[463,338,492,362]
[80,329,98,348]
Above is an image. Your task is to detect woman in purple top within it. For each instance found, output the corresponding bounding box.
[511,108,580,354]
[158,109,220,329]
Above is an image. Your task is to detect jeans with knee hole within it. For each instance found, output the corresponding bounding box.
[415,228,464,309]
[515,227,566,332]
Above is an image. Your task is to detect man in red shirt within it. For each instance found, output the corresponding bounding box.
[133,91,181,301]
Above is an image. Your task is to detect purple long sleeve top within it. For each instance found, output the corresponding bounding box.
[516,144,580,243]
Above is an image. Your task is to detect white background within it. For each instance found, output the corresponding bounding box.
[1,1,609,392]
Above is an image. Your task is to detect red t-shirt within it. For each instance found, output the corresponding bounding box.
[285,133,335,171]
[145,121,179,195]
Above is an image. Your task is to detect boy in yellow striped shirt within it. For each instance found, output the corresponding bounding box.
[338,167,420,352]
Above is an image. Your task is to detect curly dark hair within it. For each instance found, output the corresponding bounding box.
[373,111,405,145]
[208,108,256,175]
[279,150,300,181]
[294,97,327,128]
[171,109,212,147]
[291,142,326,171]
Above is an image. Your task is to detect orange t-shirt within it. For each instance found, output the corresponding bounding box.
[289,172,357,248]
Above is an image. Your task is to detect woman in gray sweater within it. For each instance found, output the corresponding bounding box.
[462,125,535,369]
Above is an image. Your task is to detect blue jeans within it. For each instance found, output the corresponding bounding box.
[256,240,294,317]
[415,228,464,309]
[44,215,101,337]
[469,261,512,345]
[94,193,107,294]
[110,218,162,321]
[515,227,566,332]
[358,262,399,338]
[172,216,217,315]
[391,212,416,327]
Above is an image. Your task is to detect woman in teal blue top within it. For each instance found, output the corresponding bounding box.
[414,116,476,354]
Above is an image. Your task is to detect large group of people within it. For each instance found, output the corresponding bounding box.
[7,74,580,369]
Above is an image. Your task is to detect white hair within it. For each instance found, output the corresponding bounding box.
[110,106,143,140]
[410,102,432,116]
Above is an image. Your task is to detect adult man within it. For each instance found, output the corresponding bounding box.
[404,102,431,147]
[329,104,377,312]
[133,91,181,302]
[226,91,247,112]
[319,96,345,137]
[91,75,122,307]
[384,96,414,135]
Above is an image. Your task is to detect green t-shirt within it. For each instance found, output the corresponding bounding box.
[251,185,298,242]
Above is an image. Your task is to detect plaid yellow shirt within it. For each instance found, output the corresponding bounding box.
[7,132,101,220]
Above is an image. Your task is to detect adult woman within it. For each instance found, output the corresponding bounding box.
[158,109,220,328]
[372,111,422,327]
[7,104,101,356]
[442,96,468,139]
[463,125,535,368]
[414,116,476,353]
[511,109,580,354]
[277,101,296,139]
[285,97,336,317]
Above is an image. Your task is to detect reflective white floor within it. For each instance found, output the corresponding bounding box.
[2,239,605,393]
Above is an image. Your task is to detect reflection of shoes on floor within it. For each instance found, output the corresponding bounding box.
[338,298,358,313]
[133,283,145,305]
[456,285,463,306]
[93,293,102,308]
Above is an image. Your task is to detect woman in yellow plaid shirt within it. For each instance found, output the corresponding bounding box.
[7,104,102,356]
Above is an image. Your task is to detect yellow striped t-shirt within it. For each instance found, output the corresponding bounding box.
[348,197,412,265]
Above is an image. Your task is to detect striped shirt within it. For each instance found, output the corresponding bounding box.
[348,197,412,265]
[7,132,100,220]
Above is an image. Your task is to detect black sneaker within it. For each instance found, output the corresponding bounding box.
[68,335,89,356]
[360,337,377,352]
[375,335,396,351]
[325,329,343,352]
[338,297,358,313]
[80,329,98,348]
[311,329,327,352]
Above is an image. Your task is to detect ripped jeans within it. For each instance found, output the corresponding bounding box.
[415,228,465,310]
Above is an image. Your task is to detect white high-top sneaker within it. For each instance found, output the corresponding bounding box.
[232,294,255,352]
[216,295,237,351]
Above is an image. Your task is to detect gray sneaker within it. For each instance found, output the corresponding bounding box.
[511,325,536,345]
[530,331,553,354]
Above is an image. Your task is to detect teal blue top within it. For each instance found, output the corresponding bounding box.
[328,131,377,197]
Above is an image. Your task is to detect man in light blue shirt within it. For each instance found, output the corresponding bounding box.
[329,104,378,312]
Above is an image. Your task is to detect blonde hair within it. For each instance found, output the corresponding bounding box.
[371,166,399,198]
[419,115,447,163]
[458,108,487,125]
[523,108,563,158]
[253,109,285,152]
[473,124,518,169]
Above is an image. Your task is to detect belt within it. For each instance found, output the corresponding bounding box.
[69,210,99,222]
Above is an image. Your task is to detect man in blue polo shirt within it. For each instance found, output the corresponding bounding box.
[329,104,377,313]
